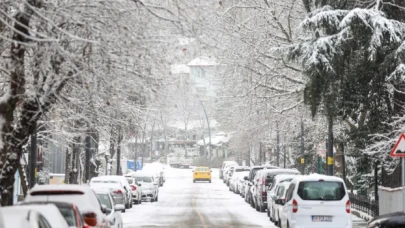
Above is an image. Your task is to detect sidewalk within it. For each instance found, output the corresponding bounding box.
[352,212,368,227]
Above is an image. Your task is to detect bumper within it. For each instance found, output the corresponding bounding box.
[193,178,211,181]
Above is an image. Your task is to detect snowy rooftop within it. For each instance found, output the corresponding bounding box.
[171,64,190,74]
[188,56,218,66]
[196,131,231,147]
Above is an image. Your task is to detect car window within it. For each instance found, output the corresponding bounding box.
[96,193,113,213]
[297,181,346,201]
[277,186,285,197]
[126,178,134,184]
[285,184,295,202]
[135,176,152,183]
[58,207,77,227]
[38,214,52,228]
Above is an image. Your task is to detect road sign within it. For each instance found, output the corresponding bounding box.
[327,157,334,165]
[301,158,305,164]
[390,133,405,157]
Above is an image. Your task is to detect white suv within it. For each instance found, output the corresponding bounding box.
[277,174,352,228]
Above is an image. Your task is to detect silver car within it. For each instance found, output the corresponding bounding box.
[133,172,159,202]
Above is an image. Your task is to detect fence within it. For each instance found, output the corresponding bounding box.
[349,193,379,218]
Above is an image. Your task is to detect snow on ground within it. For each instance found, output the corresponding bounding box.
[122,166,367,228]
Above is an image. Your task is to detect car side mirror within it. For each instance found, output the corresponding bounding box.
[101,204,107,214]
[275,199,284,205]
[114,204,125,212]
[138,183,142,187]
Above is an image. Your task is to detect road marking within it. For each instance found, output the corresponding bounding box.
[192,186,208,228]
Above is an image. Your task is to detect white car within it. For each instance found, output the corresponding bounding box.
[267,174,298,222]
[0,204,69,228]
[229,171,249,193]
[25,184,109,228]
[90,175,133,210]
[124,175,143,204]
[278,174,352,228]
[133,172,159,202]
[272,182,291,226]
[237,173,249,197]
[94,188,124,228]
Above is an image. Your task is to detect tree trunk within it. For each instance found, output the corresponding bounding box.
[64,148,71,184]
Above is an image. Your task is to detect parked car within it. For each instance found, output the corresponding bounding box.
[94,188,124,228]
[253,168,300,212]
[90,176,133,209]
[238,172,250,197]
[193,166,212,183]
[220,161,238,179]
[271,182,291,226]
[267,174,300,221]
[367,211,405,228]
[277,174,352,228]
[229,170,249,193]
[0,204,70,228]
[20,201,87,228]
[244,165,278,206]
[223,165,236,184]
[225,166,249,186]
[132,172,159,202]
[124,175,143,205]
[24,184,109,228]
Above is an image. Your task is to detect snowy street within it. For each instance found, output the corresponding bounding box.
[122,167,368,228]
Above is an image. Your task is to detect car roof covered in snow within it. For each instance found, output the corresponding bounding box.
[293,174,345,183]
[29,184,93,193]
[0,204,69,228]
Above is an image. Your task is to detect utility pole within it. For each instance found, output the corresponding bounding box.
[341,142,346,184]
[276,122,280,167]
[259,142,262,165]
[29,128,37,188]
[300,118,305,174]
[85,134,91,182]
[327,117,334,176]
[116,128,122,175]
[284,136,286,168]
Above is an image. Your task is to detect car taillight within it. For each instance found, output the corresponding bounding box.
[346,200,351,213]
[282,198,286,204]
[131,185,136,191]
[261,191,267,200]
[113,189,122,194]
[84,212,96,218]
[292,199,298,213]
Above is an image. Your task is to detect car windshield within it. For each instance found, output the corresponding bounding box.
[195,167,209,172]
[135,177,152,183]
[58,207,77,227]
[297,181,346,201]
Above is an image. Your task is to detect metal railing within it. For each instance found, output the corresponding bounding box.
[349,193,379,217]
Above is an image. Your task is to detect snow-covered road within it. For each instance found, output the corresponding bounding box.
[122,167,367,228]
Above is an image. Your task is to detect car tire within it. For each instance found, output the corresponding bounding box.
[122,209,126,213]
[151,198,155,203]
[134,200,139,205]
[193,180,196,183]
[209,180,211,183]
[125,202,129,209]
[156,196,158,202]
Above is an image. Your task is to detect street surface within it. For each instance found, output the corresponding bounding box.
[122,167,367,228]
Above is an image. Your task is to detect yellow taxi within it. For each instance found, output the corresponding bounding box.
[192,167,212,183]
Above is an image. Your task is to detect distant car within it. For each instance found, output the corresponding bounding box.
[0,204,70,228]
[94,189,124,228]
[90,175,133,210]
[367,212,405,228]
[244,165,278,207]
[229,171,250,193]
[220,161,238,179]
[193,166,212,183]
[132,172,159,202]
[124,175,143,204]
[253,168,300,212]
[20,201,87,228]
[277,174,352,228]
[267,174,299,222]
[24,184,109,228]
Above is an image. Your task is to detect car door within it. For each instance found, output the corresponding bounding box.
[282,183,295,228]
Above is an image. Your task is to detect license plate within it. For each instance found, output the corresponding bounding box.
[312,216,332,222]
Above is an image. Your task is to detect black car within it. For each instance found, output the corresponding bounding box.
[367,212,405,228]
[244,165,278,207]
